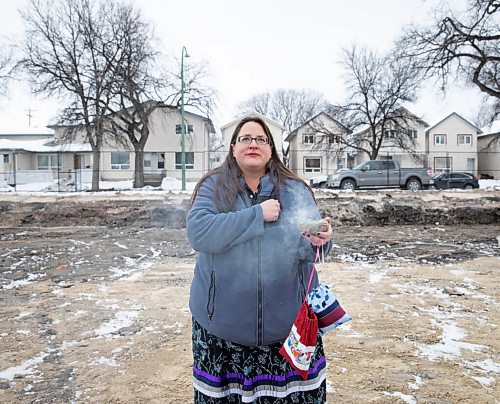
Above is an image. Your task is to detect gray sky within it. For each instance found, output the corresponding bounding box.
[0,0,484,131]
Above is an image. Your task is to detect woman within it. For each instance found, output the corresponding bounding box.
[187,116,333,403]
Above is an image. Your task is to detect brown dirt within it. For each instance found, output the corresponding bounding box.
[0,190,498,403]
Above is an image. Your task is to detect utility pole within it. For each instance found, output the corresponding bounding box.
[25,108,36,127]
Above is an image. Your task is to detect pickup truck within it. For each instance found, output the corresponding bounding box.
[326,160,434,191]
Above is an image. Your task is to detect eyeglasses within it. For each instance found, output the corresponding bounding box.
[236,135,270,145]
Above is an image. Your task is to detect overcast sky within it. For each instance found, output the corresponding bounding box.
[0,0,485,132]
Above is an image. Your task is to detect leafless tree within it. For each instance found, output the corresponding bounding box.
[319,45,423,161]
[0,41,15,98]
[238,92,272,116]
[397,0,500,100]
[238,89,326,134]
[18,0,133,191]
[97,3,163,188]
[165,60,217,118]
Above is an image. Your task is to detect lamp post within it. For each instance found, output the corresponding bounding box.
[180,46,190,191]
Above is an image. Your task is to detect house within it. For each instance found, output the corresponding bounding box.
[425,112,482,174]
[285,112,351,181]
[50,104,215,185]
[217,112,285,167]
[477,119,500,179]
[349,108,429,167]
[0,128,91,186]
[0,104,215,188]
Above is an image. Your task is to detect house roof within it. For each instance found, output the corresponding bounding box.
[220,111,285,131]
[478,119,500,138]
[350,107,429,137]
[284,111,351,142]
[48,101,215,131]
[425,112,482,135]
[0,127,54,136]
[0,138,91,153]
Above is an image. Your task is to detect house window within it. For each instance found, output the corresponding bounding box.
[337,158,345,169]
[458,134,472,145]
[304,157,321,173]
[407,129,417,139]
[328,134,341,144]
[143,152,151,168]
[434,157,452,173]
[37,154,60,170]
[3,154,9,163]
[434,134,446,145]
[175,152,194,169]
[303,134,315,144]
[175,124,194,134]
[111,152,130,170]
[384,130,396,139]
[157,153,165,169]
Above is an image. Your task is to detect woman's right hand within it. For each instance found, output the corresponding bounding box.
[260,199,281,222]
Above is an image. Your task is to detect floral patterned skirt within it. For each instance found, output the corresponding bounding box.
[192,318,327,403]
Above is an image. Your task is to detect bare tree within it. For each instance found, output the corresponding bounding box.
[319,45,422,161]
[107,55,216,187]
[0,44,14,97]
[97,4,163,188]
[238,92,272,116]
[238,89,326,134]
[165,60,217,117]
[397,0,500,100]
[18,0,135,191]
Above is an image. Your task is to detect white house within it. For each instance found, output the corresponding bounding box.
[217,112,285,168]
[425,112,482,174]
[285,112,351,182]
[478,119,500,179]
[0,128,92,186]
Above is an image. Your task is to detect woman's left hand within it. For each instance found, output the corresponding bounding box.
[302,217,333,246]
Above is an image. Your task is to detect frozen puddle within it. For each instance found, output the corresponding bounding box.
[0,350,51,381]
[417,319,486,360]
[94,309,141,339]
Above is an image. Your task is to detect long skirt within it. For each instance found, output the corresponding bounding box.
[192,318,327,403]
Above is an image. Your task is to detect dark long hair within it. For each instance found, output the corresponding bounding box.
[190,116,313,210]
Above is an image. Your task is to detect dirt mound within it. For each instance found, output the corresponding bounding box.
[0,189,499,229]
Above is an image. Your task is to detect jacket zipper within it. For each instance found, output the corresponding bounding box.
[257,236,263,346]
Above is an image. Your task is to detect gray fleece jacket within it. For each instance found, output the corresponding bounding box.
[187,174,331,346]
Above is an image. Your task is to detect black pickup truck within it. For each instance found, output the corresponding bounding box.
[326,160,434,191]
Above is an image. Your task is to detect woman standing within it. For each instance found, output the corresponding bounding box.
[187,116,333,403]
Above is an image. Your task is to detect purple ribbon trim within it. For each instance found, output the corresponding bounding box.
[193,355,326,386]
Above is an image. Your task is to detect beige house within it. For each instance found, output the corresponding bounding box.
[425,112,482,174]
[350,108,429,167]
[477,119,500,179]
[51,104,215,185]
[285,112,351,182]
[217,112,285,167]
[0,104,215,188]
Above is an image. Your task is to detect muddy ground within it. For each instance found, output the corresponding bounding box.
[0,189,499,403]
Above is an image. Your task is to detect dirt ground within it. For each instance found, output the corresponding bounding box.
[0,190,499,403]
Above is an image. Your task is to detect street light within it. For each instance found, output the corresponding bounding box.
[180,46,190,191]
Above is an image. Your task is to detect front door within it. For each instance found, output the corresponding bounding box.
[359,161,386,187]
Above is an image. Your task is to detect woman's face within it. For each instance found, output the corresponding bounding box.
[232,121,272,175]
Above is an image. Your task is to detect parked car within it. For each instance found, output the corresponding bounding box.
[310,169,349,188]
[430,172,479,190]
[309,175,328,189]
[326,160,434,191]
